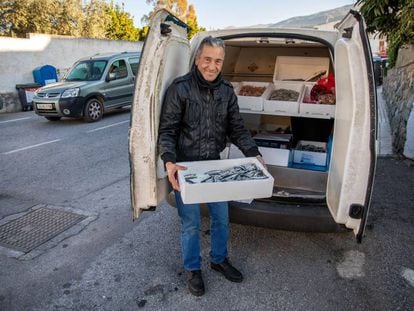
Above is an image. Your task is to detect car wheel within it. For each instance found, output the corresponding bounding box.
[84,98,103,122]
[45,116,61,121]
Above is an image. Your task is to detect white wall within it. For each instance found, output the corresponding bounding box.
[0,33,143,93]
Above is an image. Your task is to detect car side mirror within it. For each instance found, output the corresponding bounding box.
[106,72,116,82]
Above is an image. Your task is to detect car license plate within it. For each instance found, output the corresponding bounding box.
[37,103,53,110]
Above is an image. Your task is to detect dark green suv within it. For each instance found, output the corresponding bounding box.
[33,51,140,122]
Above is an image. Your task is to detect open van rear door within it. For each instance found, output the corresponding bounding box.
[129,10,190,219]
[327,10,377,242]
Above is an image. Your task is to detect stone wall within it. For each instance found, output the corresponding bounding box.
[382,45,414,159]
[0,33,143,113]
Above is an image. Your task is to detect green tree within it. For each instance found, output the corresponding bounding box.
[138,25,149,41]
[186,4,205,39]
[0,0,81,37]
[82,0,112,39]
[106,2,139,41]
[0,0,60,37]
[0,0,142,41]
[54,0,84,36]
[0,0,31,37]
[356,0,414,67]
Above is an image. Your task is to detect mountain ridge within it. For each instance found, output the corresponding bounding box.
[249,4,354,29]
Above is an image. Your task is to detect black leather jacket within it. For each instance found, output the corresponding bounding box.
[158,68,260,164]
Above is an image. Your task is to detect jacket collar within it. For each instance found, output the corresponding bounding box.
[192,65,223,90]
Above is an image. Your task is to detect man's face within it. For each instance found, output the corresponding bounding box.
[195,45,225,82]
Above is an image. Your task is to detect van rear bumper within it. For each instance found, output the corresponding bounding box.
[168,191,347,233]
[227,200,347,233]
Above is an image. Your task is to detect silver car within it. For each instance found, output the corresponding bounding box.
[33,51,140,122]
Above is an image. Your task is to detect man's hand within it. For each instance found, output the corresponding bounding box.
[165,162,187,191]
[256,155,267,170]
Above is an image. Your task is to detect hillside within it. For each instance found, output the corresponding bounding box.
[254,4,353,28]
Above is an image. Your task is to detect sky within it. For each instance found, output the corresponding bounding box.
[118,0,355,30]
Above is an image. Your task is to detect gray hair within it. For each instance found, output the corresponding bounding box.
[195,36,225,58]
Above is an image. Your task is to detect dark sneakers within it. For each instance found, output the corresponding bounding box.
[211,258,243,282]
[187,270,205,296]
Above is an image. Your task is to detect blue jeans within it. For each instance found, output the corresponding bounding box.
[175,191,229,271]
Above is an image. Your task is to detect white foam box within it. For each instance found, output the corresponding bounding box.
[263,82,303,114]
[228,144,290,167]
[299,84,336,118]
[230,81,240,89]
[293,140,327,166]
[235,81,269,111]
[177,157,274,204]
[273,56,330,82]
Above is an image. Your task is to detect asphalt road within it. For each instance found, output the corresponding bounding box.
[0,110,413,311]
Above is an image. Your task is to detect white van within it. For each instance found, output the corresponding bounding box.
[129,9,377,243]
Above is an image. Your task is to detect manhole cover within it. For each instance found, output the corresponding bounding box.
[0,207,86,253]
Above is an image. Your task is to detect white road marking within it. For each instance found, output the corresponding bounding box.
[2,139,61,155]
[87,120,129,133]
[0,117,32,124]
[336,250,365,278]
[402,267,414,287]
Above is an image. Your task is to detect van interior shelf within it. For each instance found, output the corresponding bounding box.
[223,73,273,79]
[240,109,334,120]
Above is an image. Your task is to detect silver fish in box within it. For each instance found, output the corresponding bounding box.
[184,163,268,184]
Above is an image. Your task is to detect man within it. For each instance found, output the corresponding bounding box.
[158,36,264,296]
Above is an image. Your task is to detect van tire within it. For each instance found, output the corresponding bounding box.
[45,116,61,121]
[84,98,103,122]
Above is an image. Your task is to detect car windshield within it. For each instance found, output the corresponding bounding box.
[65,60,107,81]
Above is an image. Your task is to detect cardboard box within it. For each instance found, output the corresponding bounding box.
[299,85,336,118]
[293,140,327,166]
[177,158,274,204]
[253,133,292,149]
[259,115,291,133]
[229,143,290,167]
[235,81,269,111]
[263,82,302,114]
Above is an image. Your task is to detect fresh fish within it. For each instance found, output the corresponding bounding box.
[184,163,269,184]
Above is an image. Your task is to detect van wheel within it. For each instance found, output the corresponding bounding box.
[84,98,103,122]
[45,116,61,121]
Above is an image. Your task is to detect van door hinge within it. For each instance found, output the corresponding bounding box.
[349,204,364,219]
[164,14,189,31]
[342,27,353,39]
[160,23,172,36]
